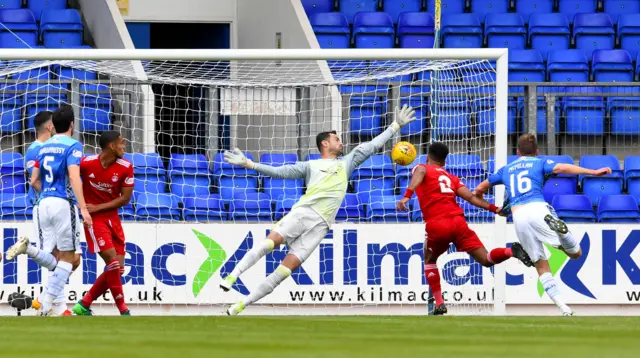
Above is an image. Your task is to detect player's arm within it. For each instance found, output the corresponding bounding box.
[552,163,612,176]
[457,185,499,214]
[88,186,133,214]
[396,165,425,212]
[67,144,92,227]
[30,163,42,193]
[224,149,309,179]
[473,167,505,197]
[345,105,416,175]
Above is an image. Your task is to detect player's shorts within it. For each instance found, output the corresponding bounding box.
[84,216,126,255]
[512,202,580,262]
[425,215,484,259]
[38,197,81,253]
[272,206,329,263]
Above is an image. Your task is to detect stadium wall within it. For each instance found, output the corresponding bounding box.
[1,223,639,316]
[117,0,236,23]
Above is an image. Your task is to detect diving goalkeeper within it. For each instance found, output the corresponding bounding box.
[220,104,417,315]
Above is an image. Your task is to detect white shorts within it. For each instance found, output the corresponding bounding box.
[37,197,82,253]
[272,206,330,262]
[513,202,580,262]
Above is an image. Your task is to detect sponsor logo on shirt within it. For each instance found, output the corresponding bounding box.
[72,150,82,158]
[124,177,134,185]
[90,181,113,194]
[26,160,35,169]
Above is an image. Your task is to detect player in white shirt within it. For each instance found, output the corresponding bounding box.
[474,134,611,315]
[220,105,417,315]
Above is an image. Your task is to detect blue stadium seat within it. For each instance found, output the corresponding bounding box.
[432,100,471,137]
[399,97,426,135]
[383,0,423,24]
[592,49,634,82]
[397,12,435,48]
[579,155,623,206]
[509,50,545,115]
[624,156,640,204]
[445,154,485,179]
[79,84,112,132]
[260,153,304,200]
[617,14,640,60]
[274,194,301,221]
[573,13,615,60]
[0,153,25,194]
[122,152,166,194]
[471,0,509,23]
[40,9,83,48]
[335,193,365,222]
[368,195,411,222]
[0,194,31,220]
[558,0,597,24]
[301,0,334,17]
[228,192,272,222]
[306,153,322,161]
[516,0,554,22]
[597,195,640,222]
[485,13,526,50]
[12,65,50,82]
[0,9,38,48]
[410,196,422,221]
[352,12,395,49]
[310,12,351,49]
[460,194,495,222]
[547,50,590,82]
[563,87,606,135]
[212,151,259,202]
[529,14,571,59]
[539,155,578,203]
[351,154,395,203]
[551,195,596,222]
[396,154,427,189]
[427,0,465,15]
[54,63,98,81]
[134,193,181,221]
[604,0,640,25]
[339,0,378,24]
[475,96,517,134]
[349,96,385,136]
[517,95,560,134]
[168,154,211,199]
[183,195,225,222]
[25,84,67,130]
[441,14,483,48]
[0,1,21,9]
[118,202,135,221]
[28,0,67,21]
[0,88,23,133]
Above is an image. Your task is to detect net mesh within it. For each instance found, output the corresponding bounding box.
[0,57,501,315]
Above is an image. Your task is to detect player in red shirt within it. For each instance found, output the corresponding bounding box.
[72,131,134,316]
[397,142,533,315]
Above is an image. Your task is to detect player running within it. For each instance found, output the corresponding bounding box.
[396,142,534,315]
[220,104,417,315]
[72,131,133,316]
[473,134,611,316]
[22,104,92,316]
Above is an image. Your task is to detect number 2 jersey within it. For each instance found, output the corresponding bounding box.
[414,164,465,222]
[34,134,83,204]
[488,156,556,207]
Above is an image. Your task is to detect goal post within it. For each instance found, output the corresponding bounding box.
[0,48,509,316]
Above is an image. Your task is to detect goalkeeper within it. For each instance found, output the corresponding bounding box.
[221,104,417,315]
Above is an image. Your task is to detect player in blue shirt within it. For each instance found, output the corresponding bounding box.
[24,104,92,316]
[474,134,611,316]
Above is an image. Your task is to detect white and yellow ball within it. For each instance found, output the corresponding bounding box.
[391,141,417,166]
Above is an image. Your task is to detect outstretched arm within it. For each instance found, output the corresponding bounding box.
[345,104,417,176]
[457,185,499,214]
[396,165,425,212]
[553,163,611,176]
[223,149,309,179]
[473,179,492,197]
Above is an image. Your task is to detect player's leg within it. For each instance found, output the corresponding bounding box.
[423,221,454,315]
[5,205,57,268]
[536,259,572,316]
[543,213,582,259]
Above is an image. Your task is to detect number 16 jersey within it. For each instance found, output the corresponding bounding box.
[35,134,83,204]
[488,156,556,207]
[414,164,465,222]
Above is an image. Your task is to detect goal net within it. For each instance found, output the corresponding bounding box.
[0,49,507,316]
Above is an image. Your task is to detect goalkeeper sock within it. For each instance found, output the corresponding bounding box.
[105,260,128,314]
[244,264,291,306]
[82,270,109,308]
[540,272,571,314]
[487,248,513,265]
[424,263,444,306]
[230,239,275,278]
[26,245,57,271]
[42,261,73,314]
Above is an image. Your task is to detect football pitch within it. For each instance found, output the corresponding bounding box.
[0,316,638,358]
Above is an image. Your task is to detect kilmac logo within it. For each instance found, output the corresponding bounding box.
[536,233,595,299]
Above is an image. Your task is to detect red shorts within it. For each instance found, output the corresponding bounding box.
[425,215,484,259]
[84,216,126,255]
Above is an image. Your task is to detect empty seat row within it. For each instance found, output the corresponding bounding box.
[0,8,83,48]
[553,194,640,223]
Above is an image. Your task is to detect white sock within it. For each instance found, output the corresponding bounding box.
[244,265,291,306]
[26,245,57,271]
[560,231,581,255]
[540,272,572,314]
[41,261,73,314]
[230,239,275,278]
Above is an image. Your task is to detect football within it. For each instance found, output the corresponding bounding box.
[391,141,417,166]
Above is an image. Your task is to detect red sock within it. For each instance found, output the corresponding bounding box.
[82,271,109,308]
[487,248,513,265]
[424,263,444,306]
[105,260,129,314]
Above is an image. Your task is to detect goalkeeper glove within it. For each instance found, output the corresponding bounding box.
[224,148,255,169]
[390,104,417,133]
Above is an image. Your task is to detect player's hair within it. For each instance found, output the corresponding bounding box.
[518,134,538,156]
[428,142,449,163]
[100,130,122,150]
[34,110,52,134]
[52,104,75,133]
[316,130,337,152]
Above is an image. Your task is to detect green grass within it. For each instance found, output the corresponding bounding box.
[0,316,637,358]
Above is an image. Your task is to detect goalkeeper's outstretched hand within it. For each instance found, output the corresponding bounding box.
[224,148,255,169]
[390,104,417,133]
